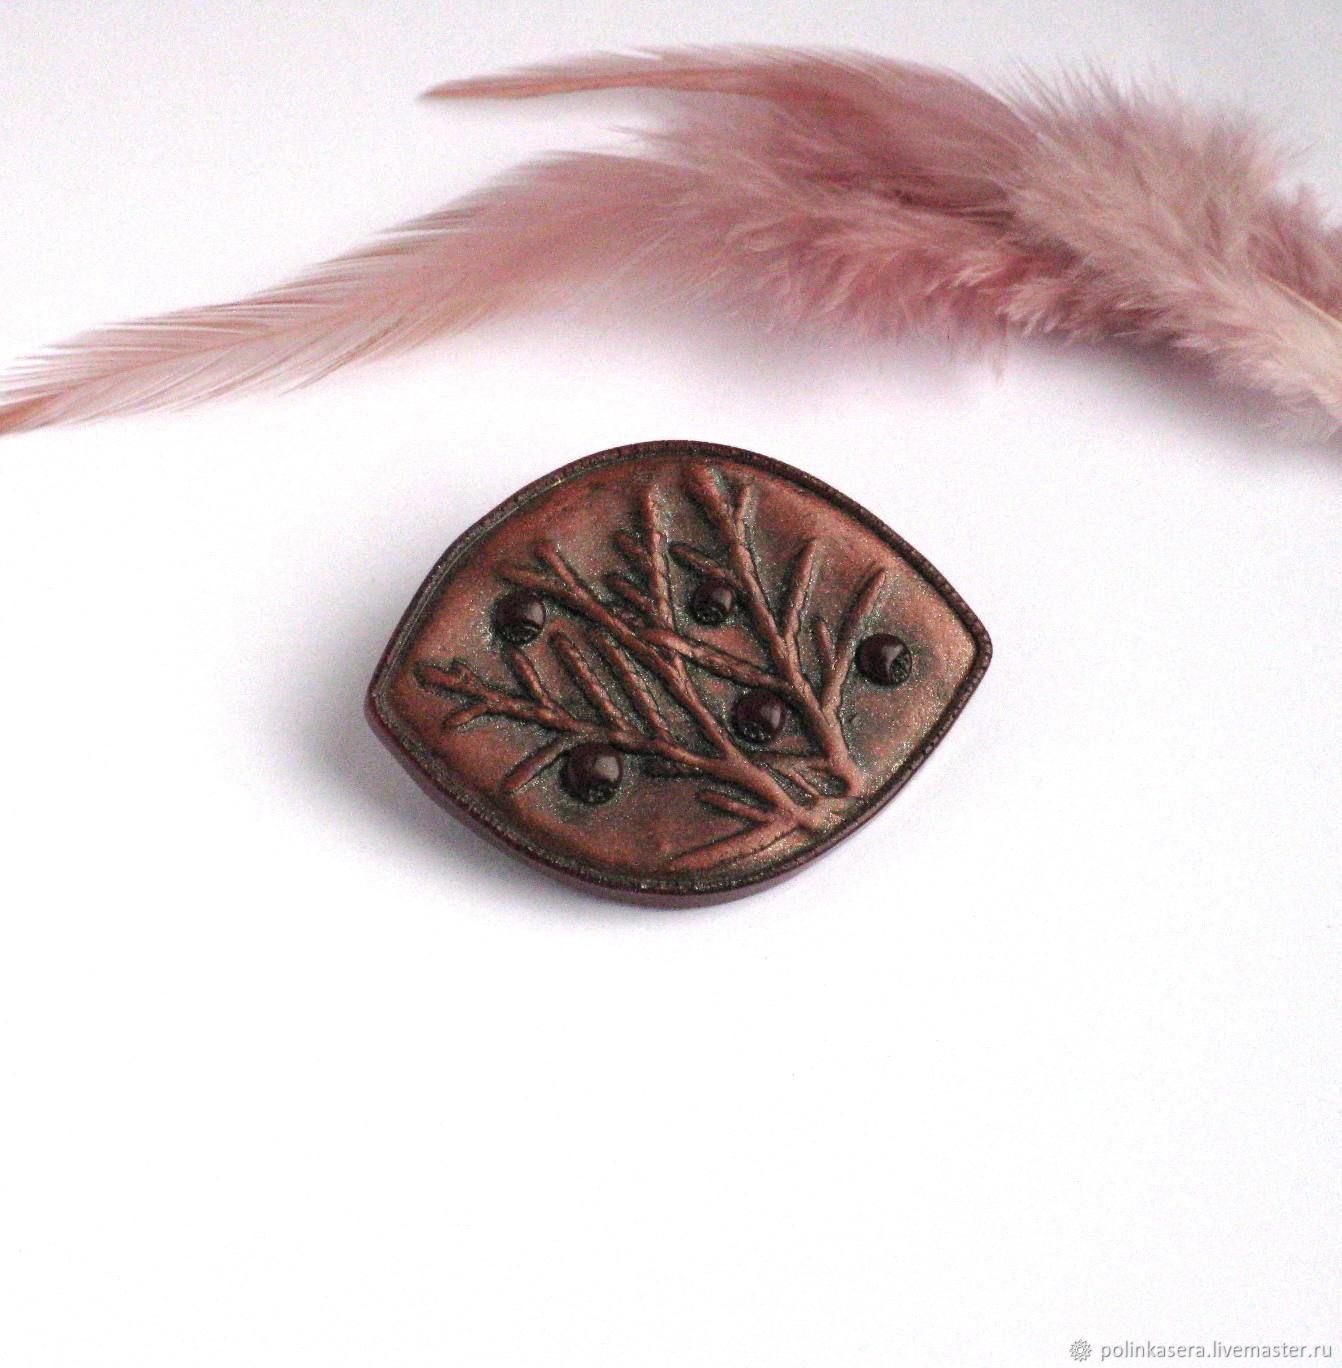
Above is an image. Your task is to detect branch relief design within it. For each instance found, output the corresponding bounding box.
[411,463,913,871]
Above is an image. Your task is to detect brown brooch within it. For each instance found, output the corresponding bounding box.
[367,440,990,904]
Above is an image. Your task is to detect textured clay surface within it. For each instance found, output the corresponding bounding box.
[367,440,990,903]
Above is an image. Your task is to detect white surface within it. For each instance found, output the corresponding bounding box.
[1,4,1339,1366]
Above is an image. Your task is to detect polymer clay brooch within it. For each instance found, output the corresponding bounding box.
[368,441,990,903]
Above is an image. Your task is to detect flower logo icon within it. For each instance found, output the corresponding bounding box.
[1070,1341,1093,1362]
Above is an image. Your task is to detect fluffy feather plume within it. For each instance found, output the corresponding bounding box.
[3,46,1342,435]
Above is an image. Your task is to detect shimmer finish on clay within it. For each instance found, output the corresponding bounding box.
[367,440,991,904]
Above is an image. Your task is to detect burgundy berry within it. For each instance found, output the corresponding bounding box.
[731,689,788,745]
[689,577,737,626]
[561,743,624,805]
[492,589,546,646]
[856,633,912,687]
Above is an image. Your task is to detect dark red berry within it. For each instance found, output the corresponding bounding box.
[561,743,624,804]
[856,633,912,687]
[731,689,788,745]
[492,589,546,646]
[689,576,736,626]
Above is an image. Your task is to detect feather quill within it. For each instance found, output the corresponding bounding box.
[3,46,1341,435]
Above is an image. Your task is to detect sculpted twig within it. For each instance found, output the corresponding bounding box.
[414,463,888,867]
[681,463,866,793]
[822,568,889,716]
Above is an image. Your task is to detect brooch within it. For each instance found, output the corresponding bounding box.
[368,440,990,903]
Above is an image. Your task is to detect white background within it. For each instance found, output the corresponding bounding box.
[1,4,1339,1366]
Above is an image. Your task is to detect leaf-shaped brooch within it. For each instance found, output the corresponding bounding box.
[367,440,991,903]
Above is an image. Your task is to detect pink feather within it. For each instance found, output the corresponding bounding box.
[2,46,1341,435]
